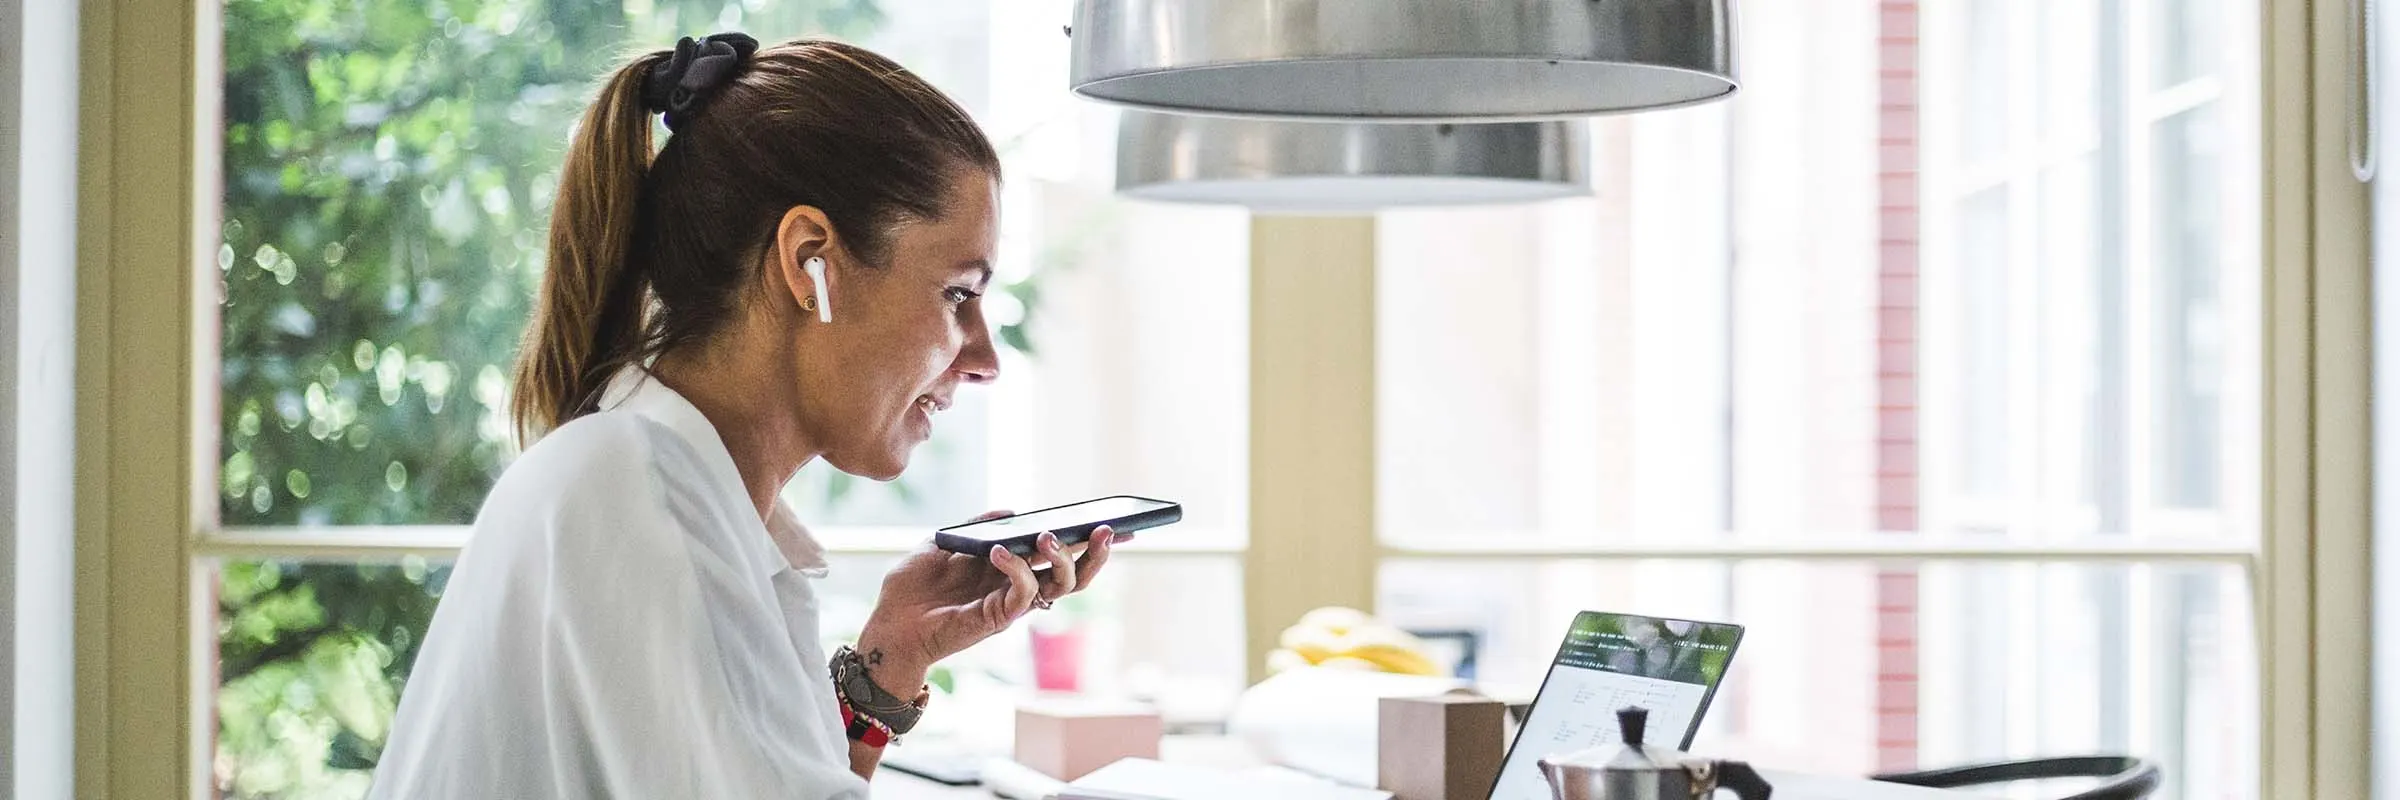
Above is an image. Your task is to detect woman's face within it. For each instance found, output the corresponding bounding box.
[795,172,1002,480]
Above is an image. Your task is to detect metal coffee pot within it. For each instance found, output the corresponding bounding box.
[1537,707,1773,800]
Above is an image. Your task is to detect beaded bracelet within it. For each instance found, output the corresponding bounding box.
[838,700,894,749]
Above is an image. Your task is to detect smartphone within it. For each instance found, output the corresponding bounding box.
[932,495,1181,557]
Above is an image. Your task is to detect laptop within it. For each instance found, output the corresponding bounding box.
[1484,611,1747,800]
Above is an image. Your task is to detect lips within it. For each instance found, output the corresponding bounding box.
[908,394,950,438]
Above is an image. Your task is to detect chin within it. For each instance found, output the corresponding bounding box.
[824,427,924,481]
[847,459,907,482]
[826,448,910,482]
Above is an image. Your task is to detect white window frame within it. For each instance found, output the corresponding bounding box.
[60,2,2365,799]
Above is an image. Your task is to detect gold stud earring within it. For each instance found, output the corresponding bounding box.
[800,295,819,313]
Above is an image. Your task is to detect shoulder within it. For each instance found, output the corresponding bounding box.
[509,410,664,484]
[469,409,758,574]
[470,411,691,556]
[488,409,724,511]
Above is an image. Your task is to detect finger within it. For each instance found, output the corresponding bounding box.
[1033,531,1078,598]
[1062,532,1130,558]
[1072,525,1116,592]
[968,508,1016,523]
[986,544,1041,620]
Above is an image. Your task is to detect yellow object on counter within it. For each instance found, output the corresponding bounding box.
[1264,606,1445,677]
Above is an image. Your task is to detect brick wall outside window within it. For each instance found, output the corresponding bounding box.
[1874,0,1922,774]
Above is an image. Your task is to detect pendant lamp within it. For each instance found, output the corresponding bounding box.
[1069,0,1738,121]
[1114,111,1589,213]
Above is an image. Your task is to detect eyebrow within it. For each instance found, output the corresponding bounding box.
[959,258,993,289]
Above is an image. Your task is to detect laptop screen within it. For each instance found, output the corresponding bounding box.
[1485,611,1746,800]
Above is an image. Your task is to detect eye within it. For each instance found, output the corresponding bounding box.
[944,286,982,305]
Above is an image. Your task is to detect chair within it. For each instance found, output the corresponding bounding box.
[1871,756,2161,800]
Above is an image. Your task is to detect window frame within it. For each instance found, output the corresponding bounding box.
[63,2,2363,799]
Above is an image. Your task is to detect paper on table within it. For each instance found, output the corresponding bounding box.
[977,757,1067,800]
[1055,758,1395,800]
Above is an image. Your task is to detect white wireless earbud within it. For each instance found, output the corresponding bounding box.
[802,256,832,323]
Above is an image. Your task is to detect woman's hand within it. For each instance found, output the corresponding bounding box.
[851,510,1119,695]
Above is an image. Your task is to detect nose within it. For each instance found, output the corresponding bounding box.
[955,313,1001,385]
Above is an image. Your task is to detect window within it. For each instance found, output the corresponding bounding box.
[208,0,1247,795]
[1370,1,2261,797]
[71,0,2340,795]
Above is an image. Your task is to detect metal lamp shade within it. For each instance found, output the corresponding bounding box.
[1069,0,1738,121]
[1115,111,1590,213]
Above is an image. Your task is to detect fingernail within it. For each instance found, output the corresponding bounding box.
[989,544,1006,560]
[1039,531,1058,548]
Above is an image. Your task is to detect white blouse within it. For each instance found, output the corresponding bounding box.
[369,368,865,799]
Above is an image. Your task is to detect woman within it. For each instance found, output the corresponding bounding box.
[368,33,1111,798]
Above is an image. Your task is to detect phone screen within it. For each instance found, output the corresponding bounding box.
[940,496,1173,537]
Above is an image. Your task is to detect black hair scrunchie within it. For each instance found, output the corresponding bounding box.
[642,32,760,131]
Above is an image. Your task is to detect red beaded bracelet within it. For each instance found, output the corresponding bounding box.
[840,699,894,748]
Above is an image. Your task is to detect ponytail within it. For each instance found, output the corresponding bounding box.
[511,51,669,443]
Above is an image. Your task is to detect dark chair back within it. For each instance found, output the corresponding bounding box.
[1871,756,2160,800]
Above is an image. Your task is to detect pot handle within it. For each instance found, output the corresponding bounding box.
[1712,761,1773,800]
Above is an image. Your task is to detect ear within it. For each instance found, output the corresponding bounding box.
[768,205,838,312]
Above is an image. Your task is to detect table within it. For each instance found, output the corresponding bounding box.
[873,771,991,800]
[869,737,1992,799]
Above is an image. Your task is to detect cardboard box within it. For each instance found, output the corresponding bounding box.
[1014,698,1164,782]
[1377,693,1506,800]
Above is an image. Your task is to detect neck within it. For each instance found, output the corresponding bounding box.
[649,339,816,522]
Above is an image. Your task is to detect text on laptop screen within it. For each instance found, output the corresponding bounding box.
[1486,611,1746,800]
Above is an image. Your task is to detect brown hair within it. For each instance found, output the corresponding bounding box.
[511,38,1001,442]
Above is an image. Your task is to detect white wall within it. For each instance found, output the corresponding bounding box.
[11,0,81,794]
